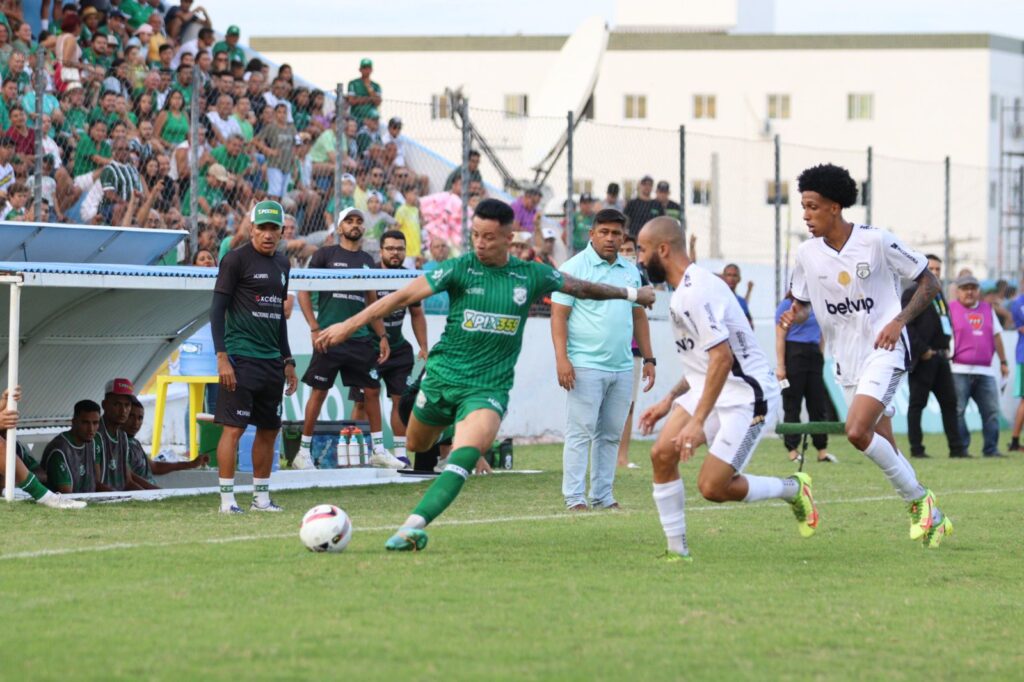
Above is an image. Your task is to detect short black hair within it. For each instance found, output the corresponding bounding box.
[199,27,215,41]
[130,396,143,409]
[468,150,481,158]
[73,399,101,418]
[623,234,637,247]
[474,198,515,227]
[607,182,619,196]
[380,229,405,244]
[797,163,858,209]
[925,253,942,262]
[593,207,627,229]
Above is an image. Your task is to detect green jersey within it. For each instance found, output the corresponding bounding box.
[215,242,291,359]
[571,212,594,253]
[307,245,376,337]
[346,78,381,121]
[128,437,155,485]
[41,431,98,493]
[425,253,564,390]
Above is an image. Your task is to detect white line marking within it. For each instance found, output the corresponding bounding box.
[1,486,1019,562]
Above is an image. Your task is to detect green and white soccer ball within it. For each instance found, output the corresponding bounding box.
[300,504,353,553]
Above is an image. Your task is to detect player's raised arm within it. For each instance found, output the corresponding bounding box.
[559,272,656,308]
[316,276,434,351]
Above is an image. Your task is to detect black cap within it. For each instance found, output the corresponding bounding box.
[640,175,654,184]
[656,181,669,192]
[579,192,595,203]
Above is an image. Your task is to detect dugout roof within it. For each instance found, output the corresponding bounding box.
[0,262,419,425]
[0,222,187,265]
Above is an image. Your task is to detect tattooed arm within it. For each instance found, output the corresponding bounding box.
[875,268,940,351]
[559,273,656,307]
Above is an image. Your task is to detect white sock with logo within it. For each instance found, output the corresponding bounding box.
[253,478,271,507]
[371,431,385,450]
[219,478,236,509]
[652,479,689,556]
[863,433,927,501]
[299,436,312,451]
[394,436,407,460]
[743,474,799,502]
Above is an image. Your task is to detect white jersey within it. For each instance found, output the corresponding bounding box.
[669,264,779,407]
[790,224,927,385]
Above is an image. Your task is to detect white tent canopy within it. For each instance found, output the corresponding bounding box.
[1,261,419,501]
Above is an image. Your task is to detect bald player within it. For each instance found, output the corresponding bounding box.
[637,217,817,562]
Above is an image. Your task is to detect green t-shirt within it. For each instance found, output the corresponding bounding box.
[424,253,563,390]
[324,193,354,216]
[346,78,381,122]
[309,129,336,164]
[181,176,225,216]
[212,41,245,65]
[571,212,594,253]
[214,242,290,359]
[88,107,120,129]
[41,431,97,493]
[63,106,89,138]
[72,136,111,177]
[82,47,114,71]
[95,423,130,491]
[232,113,253,142]
[210,145,250,175]
[307,245,376,337]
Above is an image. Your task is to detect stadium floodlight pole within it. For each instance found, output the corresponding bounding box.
[188,67,201,252]
[334,83,345,226]
[3,280,21,502]
[774,134,782,305]
[566,110,575,256]
[32,47,43,221]
[460,96,471,252]
[865,145,873,225]
[679,125,687,237]
[944,156,951,280]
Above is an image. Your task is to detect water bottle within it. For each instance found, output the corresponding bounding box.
[337,427,351,468]
[351,427,364,465]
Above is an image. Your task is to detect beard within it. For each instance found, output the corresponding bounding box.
[341,227,363,241]
[645,252,667,285]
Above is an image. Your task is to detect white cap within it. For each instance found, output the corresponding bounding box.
[541,227,557,240]
[336,207,366,229]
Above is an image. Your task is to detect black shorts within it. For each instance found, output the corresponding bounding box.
[349,343,416,400]
[302,337,377,390]
[215,355,285,430]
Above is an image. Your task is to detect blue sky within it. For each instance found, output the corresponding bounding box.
[200,0,1024,40]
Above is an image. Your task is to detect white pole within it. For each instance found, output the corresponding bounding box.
[4,282,21,502]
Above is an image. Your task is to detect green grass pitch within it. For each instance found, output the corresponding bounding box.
[2,432,1022,680]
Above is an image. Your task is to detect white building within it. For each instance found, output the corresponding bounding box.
[254,9,1024,278]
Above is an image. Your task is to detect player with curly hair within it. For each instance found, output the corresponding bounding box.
[779,164,953,548]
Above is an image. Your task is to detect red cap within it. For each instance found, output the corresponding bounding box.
[104,378,135,396]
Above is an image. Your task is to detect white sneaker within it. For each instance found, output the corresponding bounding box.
[433,456,449,473]
[37,493,86,509]
[292,447,315,470]
[370,447,404,469]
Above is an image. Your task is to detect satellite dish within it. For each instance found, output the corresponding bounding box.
[521,16,608,172]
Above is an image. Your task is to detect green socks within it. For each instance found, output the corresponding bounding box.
[412,446,481,525]
[19,472,49,501]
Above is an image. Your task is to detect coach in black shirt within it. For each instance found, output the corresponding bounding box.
[902,254,967,458]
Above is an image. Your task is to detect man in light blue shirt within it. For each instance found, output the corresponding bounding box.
[551,208,655,509]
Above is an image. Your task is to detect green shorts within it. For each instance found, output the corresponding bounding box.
[412,375,509,428]
[1016,364,1024,398]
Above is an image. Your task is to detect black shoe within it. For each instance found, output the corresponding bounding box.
[911,451,930,459]
[949,451,972,458]
[1008,441,1021,452]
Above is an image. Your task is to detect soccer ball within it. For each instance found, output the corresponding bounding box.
[299,504,353,553]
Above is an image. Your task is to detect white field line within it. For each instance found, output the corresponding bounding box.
[2,486,1020,562]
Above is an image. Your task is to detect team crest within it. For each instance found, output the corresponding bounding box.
[512,286,528,305]
[281,272,286,286]
[837,271,851,286]
[856,262,870,279]
[967,312,984,331]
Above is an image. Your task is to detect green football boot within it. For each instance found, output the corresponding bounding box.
[385,527,428,552]
[924,514,953,549]
[787,472,819,538]
[908,490,937,541]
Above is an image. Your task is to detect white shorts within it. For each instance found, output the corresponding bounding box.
[673,392,781,473]
[839,348,904,418]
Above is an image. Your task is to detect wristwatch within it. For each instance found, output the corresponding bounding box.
[643,358,656,366]
[283,357,296,367]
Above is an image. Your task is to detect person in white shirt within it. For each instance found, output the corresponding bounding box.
[637,217,818,562]
[206,93,242,145]
[780,163,953,548]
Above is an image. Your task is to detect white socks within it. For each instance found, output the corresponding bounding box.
[402,513,427,530]
[743,474,799,502]
[394,436,407,460]
[253,478,271,506]
[371,431,384,450]
[652,479,689,556]
[219,478,236,509]
[862,433,926,501]
[299,436,312,451]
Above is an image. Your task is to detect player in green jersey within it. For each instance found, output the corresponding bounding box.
[316,198,655,551]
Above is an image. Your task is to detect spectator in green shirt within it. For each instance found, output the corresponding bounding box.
[1,51,29,97]
[72,119,112,177]
[82,33,114,73]
[444,149,482,191]
[212,25,245,66]
[203,134,253,205]
[181,162,229,216]
[232,95,255,141]
[0,77,19,131]
[346,57,381,124]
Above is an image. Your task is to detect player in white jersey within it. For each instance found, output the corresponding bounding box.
[781,164,953,548]
[636,217,818,562]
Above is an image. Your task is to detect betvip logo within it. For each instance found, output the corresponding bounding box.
[825,297,875,315]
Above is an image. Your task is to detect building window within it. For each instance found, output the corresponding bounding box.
[767,94,790,120]
[622,180,637,200]
[431,94,451,120]
[766,180,789,205]
[504,94,529,118]
[624,94,647,120]
[693,94,716,120]
[847,93,874,120]
[692,180,712,205]
[572,179,594,196]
